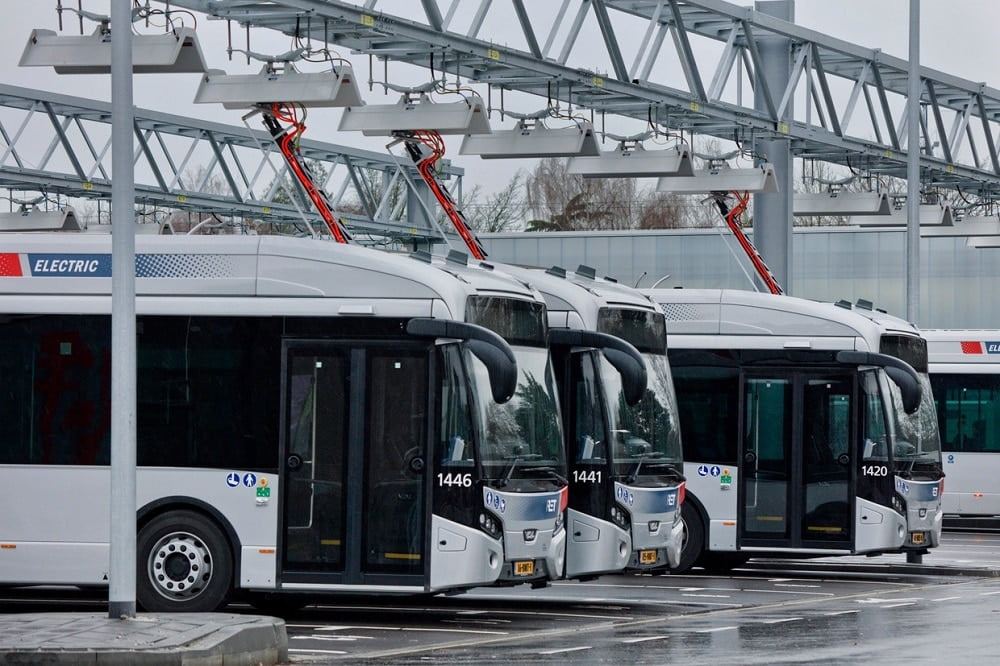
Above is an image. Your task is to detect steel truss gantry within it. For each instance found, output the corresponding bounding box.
[161,0,1000,202]
[0,83,463,242]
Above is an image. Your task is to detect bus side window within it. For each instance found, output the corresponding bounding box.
[862,372,889,461]
[572,354,606,463]
[439,345,474,467]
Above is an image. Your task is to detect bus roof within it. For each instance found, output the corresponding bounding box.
[922,329,1000,366]
[641,287,909,352]
[0,233,538,319]
[500,264,657,330]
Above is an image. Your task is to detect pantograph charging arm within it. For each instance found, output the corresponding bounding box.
[398,129,488,260]
[712,190,784,295]
[261,102,352,244]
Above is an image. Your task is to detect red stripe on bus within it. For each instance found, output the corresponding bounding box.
[0,254,22,276]
[960,341,984,354]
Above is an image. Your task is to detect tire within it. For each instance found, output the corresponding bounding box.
[137,510,233,612]
[671,502,704,574]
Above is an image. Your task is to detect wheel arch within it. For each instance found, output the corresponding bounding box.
[137,496,243,587]
[680,490,710,537]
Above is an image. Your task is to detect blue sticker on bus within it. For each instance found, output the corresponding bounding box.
[28,254,111,277]
[242,473,257,488]
[226,472,240,488]
[987,342,1000,354]
[697,465,710,476]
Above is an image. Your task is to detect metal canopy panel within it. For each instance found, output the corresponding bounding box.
[567,145,695,178]
[0,208,81,232]
[850,204,954,227]
[656,164,779,193]
[339,96,491,136]
[460,122,599,158]
[793,192,891,216]
[19,27,207,74]
[148,0,1000,199]
[920,216,1000,237]
[966,236,1000,248]
[193,65,364,108]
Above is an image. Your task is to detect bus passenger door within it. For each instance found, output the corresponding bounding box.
[740,372,854,550]
[281,349,349,575]
[279,342,430,588]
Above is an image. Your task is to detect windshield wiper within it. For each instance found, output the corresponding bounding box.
[535,466,568,486]
[498,453,542,487]
[627,451,664,484]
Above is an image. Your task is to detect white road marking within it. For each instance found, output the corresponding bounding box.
[538,646,593,655]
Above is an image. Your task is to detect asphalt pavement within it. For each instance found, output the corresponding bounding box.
[0,530,994,665]
[0,611,287,665]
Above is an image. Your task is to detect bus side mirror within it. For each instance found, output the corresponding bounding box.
[601,348,646,406]
[836,350,922,414]
[406,317,518,404]
[884,366,922,415]
[548,328,647,405]
[467,339,517,403]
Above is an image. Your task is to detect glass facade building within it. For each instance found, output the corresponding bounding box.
[481,227,1000,329]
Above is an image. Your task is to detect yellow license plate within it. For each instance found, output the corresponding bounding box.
[639,550,658,564]
[514,560,535,576]
[912,532,925,544]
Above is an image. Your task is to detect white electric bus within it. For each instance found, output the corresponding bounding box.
[924,329,1000,521]
[643,289,944,572]
[0,232,568,611]
[503,264,685,578]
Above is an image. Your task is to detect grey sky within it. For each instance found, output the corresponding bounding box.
[3,1,999,196]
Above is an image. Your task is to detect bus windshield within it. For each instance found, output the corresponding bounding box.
[887,373,942,472]
[597,307,666,354]
[603,352,683,476]
[473,347,565,480]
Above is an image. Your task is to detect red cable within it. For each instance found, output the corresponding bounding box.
[724,190,783,295]
[410,129,487,260]
[269,103,351,244]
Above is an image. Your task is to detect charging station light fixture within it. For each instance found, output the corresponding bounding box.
[339,92,490,136]
[567,144,694,178]
[0,207,82,232]
[460,119,599,158]
[656,163,778,194]
[793,191,892,216]
[19,26,206,74]
[920,216,1000,237]
[194,63,364,109]
[850,203,954,227]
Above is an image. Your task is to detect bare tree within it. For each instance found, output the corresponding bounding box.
[524,157,644,230]
[463,172,527,232]
[636,191,688,229]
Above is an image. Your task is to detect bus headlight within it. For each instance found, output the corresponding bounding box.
[478,511,502,540]
[610,505,630,530]
[553,512,564,537]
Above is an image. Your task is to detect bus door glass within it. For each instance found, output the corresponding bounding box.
[568,351,608,517]
[740,371,854,548]
[280,342,429,584]
[741,375,792,541]
[282,348,349,574]
[801,375,853,545]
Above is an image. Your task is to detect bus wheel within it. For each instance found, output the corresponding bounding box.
[137,510,233,612]
[671,502,704,574]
